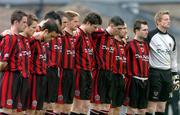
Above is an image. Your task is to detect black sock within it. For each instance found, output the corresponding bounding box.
[90,109,99,115]
[155,112,164,115]
[61,113,68,115]
[45,111,55,115]
[146,112,153,115]
[80,113,86,115]
[70,112,80,115]
[99,110,108,115]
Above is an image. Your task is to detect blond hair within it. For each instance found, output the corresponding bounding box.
[154,10,170,25]
[64,10,80,20]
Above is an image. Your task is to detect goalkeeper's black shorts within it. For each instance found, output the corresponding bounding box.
[148,68,173,101]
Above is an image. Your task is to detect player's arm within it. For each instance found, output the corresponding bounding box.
[170,39,179,91]
[0,35,15,71]
[171,45,178,75]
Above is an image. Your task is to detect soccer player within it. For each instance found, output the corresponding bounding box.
[90,16,124,115]
[55,11,80,115]
[109,18,127,115]
[41,11,62,114]
[125,20,149,115]
[18,14,38,115]
[0,10,28,114]
[70,12,102,115]
[28,19,59,115]
[146,10,179,115]
[44,11,61,32]
[56,10,71,30]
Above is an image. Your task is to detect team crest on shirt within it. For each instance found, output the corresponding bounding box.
[7,99,13,105]
[109,47,114,53]
[169,43,171,48]
[75,90,80,96]
[58,95,63,101]
[95,95,100,101]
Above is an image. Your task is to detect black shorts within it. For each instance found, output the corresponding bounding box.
[0,71,30,110]
[148,68,173,101]
[129,77,149,109]
[29,74,46,110]
[91,70,112,104]
[74,69,92,100]
[45,67,59,103]
[57,69,75,104]
[110,73,125,107]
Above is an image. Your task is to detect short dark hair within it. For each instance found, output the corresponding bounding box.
[27,14,38,26]
[109,16,124,26]
[11,10,27,25]
[41,19,59,33]
[83,12,102,25]
[133,19,148,33]
[44,11,61,25]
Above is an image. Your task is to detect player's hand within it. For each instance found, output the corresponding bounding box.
[33,31,46,40]
[172,74,180,91]
[1,29,11,36]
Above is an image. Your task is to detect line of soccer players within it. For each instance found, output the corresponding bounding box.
[0,9,179,115]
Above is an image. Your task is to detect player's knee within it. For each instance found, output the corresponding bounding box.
[137,109,146,114]
[63,104,71,113]
[127,106,137,114]
[156,103,166,112]
[81,100,90,112]
[147,102,157,113]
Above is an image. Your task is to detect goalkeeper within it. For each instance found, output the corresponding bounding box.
[146,10,179,115]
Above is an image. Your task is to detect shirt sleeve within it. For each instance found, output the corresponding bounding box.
[171,41,178,73]
[0,35,16,62]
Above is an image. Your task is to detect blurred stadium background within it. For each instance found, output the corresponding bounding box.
[0,1,179,114]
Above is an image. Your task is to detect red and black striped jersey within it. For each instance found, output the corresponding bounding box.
[92,29,114,71]
[46,37,62,68]
[126,39,149,78]
[29,37,47,75]
[0,34,22,71]
[112,39,127,74]
[61,31,75,69]
[74,27,94,71]
[18,35,31,78]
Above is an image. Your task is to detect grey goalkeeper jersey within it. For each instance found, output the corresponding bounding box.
[147,28,177,72]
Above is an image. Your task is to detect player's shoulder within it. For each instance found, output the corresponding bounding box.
[148,28,159,38]
[167,32,175,41]
[146,28,159,43]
